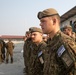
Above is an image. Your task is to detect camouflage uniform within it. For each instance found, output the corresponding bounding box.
[26,27,47,75]
[28,41,46,75]
[23,31,31,73]
[1,40,6,61]
[37,8,76,75]
[23,38,32,74]
[43,31,76,75]
[0,41,3,63]
[6,40,14,63]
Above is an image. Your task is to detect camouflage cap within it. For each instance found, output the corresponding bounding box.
[37,8,59,19]
[29,27,42,33]
[63,25,72,30]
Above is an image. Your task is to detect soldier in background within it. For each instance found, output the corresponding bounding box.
[37,8,76,75]
[6,39,14,64]
[73,21,76,32]
[0,39,3,63]
[0,38,6,63]
[1,39,6,62]
[73,21,76,42]
[23,31,31,73]
[42,35,47,43]
[28,27,46,75]
[63,25,76,42]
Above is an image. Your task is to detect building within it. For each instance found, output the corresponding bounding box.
[0,35,24,43]
[60,6,76,32]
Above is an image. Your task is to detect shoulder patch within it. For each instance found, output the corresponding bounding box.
[57,45,66,57]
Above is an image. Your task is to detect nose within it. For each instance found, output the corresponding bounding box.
[31,35,34,38]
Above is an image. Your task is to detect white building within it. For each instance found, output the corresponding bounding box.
[60,6,76,32]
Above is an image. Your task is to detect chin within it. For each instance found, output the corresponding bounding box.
[43,32,48,34]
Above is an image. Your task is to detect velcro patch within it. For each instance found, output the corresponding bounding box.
[38,51,42,57]
[57,45,65,57]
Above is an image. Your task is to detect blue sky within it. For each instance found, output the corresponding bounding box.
[0,0,76,36]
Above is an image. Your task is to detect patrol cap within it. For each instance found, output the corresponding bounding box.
[37,8,59,19]
[26,31,30,34]
[63,25,72,30]
[29,27,42,33]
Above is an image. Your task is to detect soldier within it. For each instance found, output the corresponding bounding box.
[6,39,14,63]
[42,35,47,43]
[28,27,46,75]
[0,39,6,62]
[63,25,76,42]
[74,21,76,32]
[37,8,76,75]
[0,40,3,63]
[23,31,31,73]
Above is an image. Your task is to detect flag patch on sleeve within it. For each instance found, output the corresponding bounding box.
[38,51,42,57]
[57,45,66,57]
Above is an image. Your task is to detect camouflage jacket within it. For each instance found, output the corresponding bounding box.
[6,41,14,51]
[28,41,47,75]
[43,31,76,75]
[0,41,3,55]
[23,38,32,66]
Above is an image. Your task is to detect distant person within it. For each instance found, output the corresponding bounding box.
[0,38,6,63]
[63,25,76,42]
[74,21,76,32]
[1,39,6,62]
[0,39,3,63]
[23,31,31,73]
[42,35,47,43]
[37,8,76,75]
[6,39,14,64]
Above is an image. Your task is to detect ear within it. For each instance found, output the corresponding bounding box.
[53,18,56,25]
[40,33,43,36]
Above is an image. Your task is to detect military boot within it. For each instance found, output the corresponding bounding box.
[6,59,8,64]
[11,57,13,63]
[0,55,2,64]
